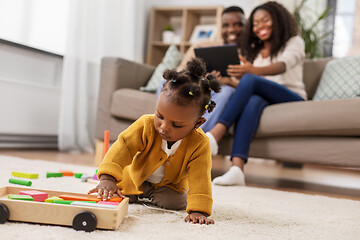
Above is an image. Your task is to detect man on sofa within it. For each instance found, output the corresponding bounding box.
[157,6,246,132]
[177,6,246,71]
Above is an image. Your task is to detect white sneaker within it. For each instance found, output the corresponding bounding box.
[213,166,245,186]
[206,132,218,155]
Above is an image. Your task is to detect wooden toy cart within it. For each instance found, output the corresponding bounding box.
[0,186,129,232]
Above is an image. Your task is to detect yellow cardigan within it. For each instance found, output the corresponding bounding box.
[97,114,213,216]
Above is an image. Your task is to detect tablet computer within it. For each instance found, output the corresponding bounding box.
[194,45,240,77]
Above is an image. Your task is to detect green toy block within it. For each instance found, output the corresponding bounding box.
[45,196,63,203]
[53,200,74,205]
[74,173,84,178]
[46,172,63,178]
[11,171,39,179]
[8,194,34,201]
[9,178,32,186]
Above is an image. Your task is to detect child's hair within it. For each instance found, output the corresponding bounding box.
[240,1,299,62]
[161,58,221,116]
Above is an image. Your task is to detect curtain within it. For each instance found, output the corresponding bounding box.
[58,0,138,152]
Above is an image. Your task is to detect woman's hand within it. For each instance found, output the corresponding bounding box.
[88,174,125,200]
[208,70,239,88]
[227,55,255,78]
[185,211,214,225]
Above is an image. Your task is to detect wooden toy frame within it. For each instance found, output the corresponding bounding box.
[0,186,129,231]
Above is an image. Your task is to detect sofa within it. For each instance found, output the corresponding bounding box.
[94,57,360,168]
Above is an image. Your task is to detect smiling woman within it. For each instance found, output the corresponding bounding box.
[206,1,307,187]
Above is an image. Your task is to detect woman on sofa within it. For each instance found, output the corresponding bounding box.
[206,1,307,186]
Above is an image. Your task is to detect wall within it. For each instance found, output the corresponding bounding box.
[0,39,62,148]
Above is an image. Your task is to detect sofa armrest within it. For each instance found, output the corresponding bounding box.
[303,57,333,99]
[95,57,155,139]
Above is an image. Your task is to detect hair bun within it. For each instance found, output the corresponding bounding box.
[186,58,206,77]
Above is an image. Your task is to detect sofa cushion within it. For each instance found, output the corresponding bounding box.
[255,98,360,137]
[110,89,157,121]
[313,55,360,100]
[140,45,181,93]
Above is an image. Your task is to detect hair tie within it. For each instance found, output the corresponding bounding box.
[204,100,211,110]
[189,91,193,96]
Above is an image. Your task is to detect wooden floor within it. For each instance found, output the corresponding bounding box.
[1,149,360,201]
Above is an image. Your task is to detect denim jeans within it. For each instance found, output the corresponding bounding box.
[218,73,304,162]
[201,85,236,132]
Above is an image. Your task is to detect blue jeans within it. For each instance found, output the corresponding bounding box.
[201,85,235,132]
[218,74,304,163]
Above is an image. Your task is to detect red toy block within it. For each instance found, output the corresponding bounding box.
[19,190,48,202]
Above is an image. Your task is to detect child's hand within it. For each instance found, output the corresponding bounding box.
[185,211,214,225]
[88,174,124,200]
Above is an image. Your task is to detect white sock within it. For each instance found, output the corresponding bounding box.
[213,166,245,186]
[206,132,218,155]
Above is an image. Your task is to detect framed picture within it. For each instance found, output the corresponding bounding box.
[189,24,217,44]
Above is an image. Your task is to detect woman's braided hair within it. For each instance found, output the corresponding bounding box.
[161,57,221,116]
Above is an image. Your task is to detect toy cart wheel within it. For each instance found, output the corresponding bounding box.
[72,211,97,232]
[0,203,10,224]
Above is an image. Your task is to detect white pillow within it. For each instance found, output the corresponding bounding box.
[313,55,360,100]
[140,45,181,93]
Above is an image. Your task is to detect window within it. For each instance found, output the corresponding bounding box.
[0,0,69,54]
[332,0,356,57]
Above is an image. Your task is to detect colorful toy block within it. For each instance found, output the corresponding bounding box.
[98,201,120,206]
[8,194,33,201]
[71,201,117,209]
[59,194,101,202]
[59,170,74,176]
[11,171,39,179]
[53,200,74,205]
[107,197,123,203]
[8,178,32,186]
[74,173,84,178]
[46,172,63,178]
[19,190,48,202]
[103,130,110,157]
[45,196,63,203]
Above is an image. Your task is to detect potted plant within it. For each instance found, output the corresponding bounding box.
[294,0,332,58]
[162,24,175,44]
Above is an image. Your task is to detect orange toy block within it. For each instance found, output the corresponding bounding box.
[59,194,123,203]
[59,170,74,176]
[59,194,102,202]
[19,190,48,202]
[103,130,110,157]
[107,197,123,203]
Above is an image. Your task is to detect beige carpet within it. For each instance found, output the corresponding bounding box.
[0,155,359,240]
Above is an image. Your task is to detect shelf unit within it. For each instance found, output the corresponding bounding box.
[146,6,224,66]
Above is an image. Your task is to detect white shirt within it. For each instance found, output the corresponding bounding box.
[253,36,307,100]
[146,139,182,184]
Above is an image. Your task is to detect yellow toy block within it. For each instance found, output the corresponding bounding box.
[11,171,39,179]
[44,196,63,203]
